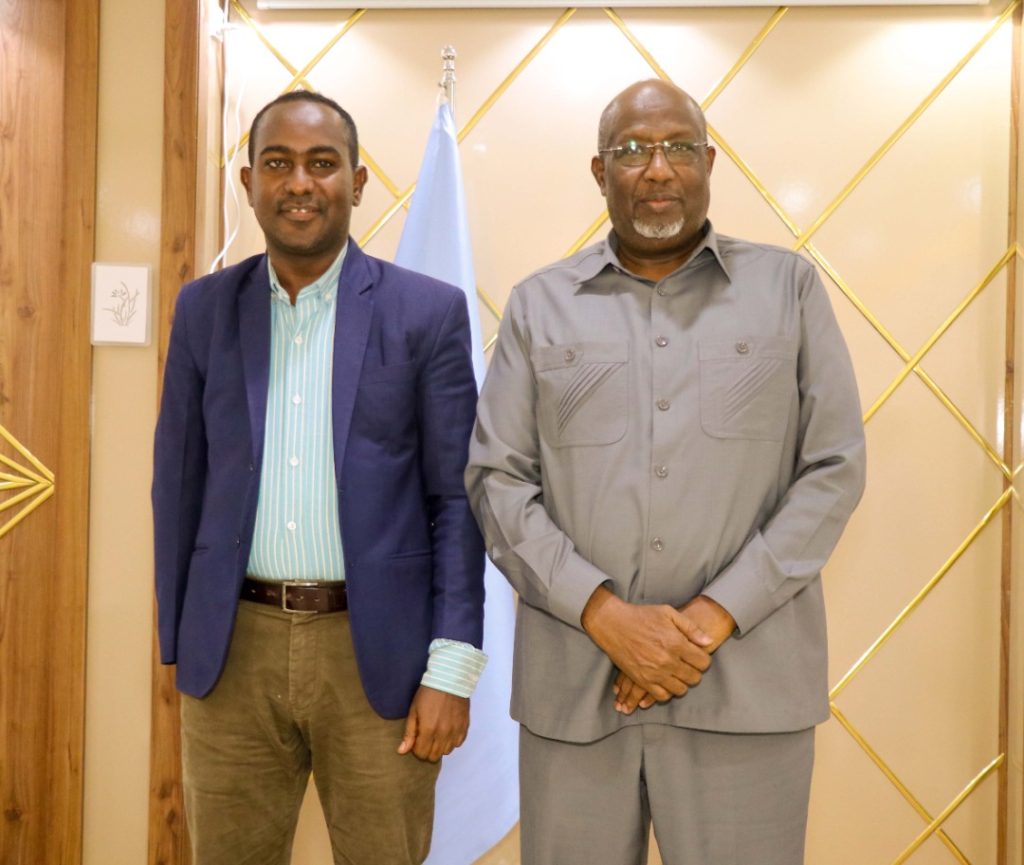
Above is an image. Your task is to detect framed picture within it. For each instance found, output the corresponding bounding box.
[91,263,152,346]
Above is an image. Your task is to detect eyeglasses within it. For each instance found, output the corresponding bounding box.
[598,139,709,168]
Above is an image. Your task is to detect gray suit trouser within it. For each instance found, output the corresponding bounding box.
[519,723,814,865]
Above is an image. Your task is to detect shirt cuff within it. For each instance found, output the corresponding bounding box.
[420,639,489,699]
[701,532,783,635]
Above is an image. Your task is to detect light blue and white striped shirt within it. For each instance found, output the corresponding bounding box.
[248,245,485,699]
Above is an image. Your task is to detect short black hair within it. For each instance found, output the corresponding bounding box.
[247,90,359,167]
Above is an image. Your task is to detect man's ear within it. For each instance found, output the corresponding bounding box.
[240,166,254,206]
[591,155,607,197]
[351,165,368,207]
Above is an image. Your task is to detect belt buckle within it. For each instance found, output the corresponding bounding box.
[280,580,320,613]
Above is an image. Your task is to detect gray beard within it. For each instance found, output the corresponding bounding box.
[633,217,686,240]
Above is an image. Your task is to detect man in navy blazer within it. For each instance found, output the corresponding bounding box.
[153,91,486,864]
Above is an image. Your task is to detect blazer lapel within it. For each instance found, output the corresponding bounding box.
[239,259,272,468]
[332,242,374,482]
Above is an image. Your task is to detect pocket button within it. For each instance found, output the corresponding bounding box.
[735,341,750,354]
[564,349,576,363]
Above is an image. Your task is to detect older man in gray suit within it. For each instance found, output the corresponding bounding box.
[465,79,866,865]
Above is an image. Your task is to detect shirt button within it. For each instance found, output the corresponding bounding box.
[655,465,668,478]
[656,399,670,411]
[294,335,304,345]
[736,341,750,354]
[292,394,302,405]
[289,456,299,467]
[656,287,666,296]
[650,537,664,552]
[564,349,576,363]
[286,521,297,532]
[655,336,668,347]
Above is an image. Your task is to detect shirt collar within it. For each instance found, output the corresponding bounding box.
[267,241,348,304]
[573,221,731,290]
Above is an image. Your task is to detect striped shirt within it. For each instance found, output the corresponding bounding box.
[248,245,486,698]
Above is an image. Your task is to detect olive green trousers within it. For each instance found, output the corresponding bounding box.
[180,600,440,865]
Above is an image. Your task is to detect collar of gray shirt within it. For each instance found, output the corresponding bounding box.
[569,221,732,293]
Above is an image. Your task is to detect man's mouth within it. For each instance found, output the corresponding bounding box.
[279,202,319,221]
[638,196,680,214]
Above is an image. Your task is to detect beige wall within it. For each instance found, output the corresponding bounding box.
[82,1,1021,863]
[84,1,164,863]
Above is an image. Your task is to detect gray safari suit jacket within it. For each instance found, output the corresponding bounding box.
[465,226,866,743]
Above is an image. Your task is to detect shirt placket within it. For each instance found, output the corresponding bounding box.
[647,268,702,606]
[282,296,312,573]
[644,277,676,600]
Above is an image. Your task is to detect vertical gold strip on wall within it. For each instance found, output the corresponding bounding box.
[149,0,201,862]
[1001,7,1023,863]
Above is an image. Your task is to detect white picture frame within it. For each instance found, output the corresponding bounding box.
[91,262,152,346]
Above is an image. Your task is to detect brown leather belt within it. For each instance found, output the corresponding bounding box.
[241,577,348,613]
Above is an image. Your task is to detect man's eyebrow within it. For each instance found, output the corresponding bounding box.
[257,144,343,158]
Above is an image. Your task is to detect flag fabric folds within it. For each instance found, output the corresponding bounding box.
[394,100,519,865]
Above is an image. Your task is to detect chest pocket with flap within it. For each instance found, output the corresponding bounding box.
[530,341,629,447]
[698,336,797,441]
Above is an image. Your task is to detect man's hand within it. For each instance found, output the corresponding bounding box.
[581,586,713,704]
[613,594,737,714]
[397,686,470,763]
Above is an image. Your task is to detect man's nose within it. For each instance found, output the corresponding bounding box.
[643,146,675,181]
[285,165,314,193]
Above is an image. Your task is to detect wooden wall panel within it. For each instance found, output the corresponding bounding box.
[0,0,97,863]
[148,2,201,864]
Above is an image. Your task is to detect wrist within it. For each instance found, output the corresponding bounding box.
[581,585,623,640]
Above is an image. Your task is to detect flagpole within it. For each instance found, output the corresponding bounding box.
[395,63,521,863]
[440,45,456,114]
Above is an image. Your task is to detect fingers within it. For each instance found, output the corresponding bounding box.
[616,672,689,706]
[412,721,463,762]
[400,689,470,763]
[614,673,649,714]
[671,608,714,649]
[598,603,715,702]
[397,712,417,756]
[614,671,657,710]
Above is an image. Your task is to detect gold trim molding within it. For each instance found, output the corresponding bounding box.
[0,423,55,540]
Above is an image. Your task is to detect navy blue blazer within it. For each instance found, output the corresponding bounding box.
[152,242,486,717]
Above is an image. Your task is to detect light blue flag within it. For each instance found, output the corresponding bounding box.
[395,100,519,865]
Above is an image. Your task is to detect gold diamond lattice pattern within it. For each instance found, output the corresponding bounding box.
[225,3,1020,862]
[0,423,54,540]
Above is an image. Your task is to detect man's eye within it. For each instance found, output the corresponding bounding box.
[312,160,336,170]
[666,142,694,156]
[622,141,644,156]
[264,159,286,169]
